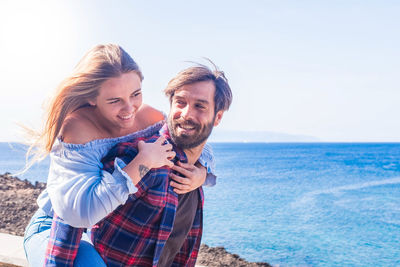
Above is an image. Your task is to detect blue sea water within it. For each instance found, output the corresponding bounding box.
[1,142,400,266]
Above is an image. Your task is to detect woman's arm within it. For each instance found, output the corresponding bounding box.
[49,107,172,228]
[48,119,167,228]
[46,146,138,228]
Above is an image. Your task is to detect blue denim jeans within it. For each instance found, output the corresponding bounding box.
[23,208,106,267]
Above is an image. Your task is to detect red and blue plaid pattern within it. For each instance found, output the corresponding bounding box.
[44,126,204,266]
[44,214,84,266]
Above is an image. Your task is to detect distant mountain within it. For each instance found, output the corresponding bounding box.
[208,129,320,143]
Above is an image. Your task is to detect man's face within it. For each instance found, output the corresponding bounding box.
[168,81,223,149]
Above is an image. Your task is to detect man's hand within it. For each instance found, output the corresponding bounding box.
[169,161,207,194]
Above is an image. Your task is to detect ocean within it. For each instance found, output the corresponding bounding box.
[1,142,400,267]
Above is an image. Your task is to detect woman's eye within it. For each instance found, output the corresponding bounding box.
[109,100,120,104]
[132,92,141,97]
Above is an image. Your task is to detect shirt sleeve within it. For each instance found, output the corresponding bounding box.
[198,143,217,187]
[44,212,84,266]
[46,146,138,228]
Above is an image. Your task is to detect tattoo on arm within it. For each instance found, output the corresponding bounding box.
[139,165,150,178]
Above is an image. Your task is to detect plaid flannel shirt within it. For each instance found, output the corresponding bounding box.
[44,214,84,266]
[44,125,204,267]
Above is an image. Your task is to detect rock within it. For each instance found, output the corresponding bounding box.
[197,244,272,267]
[0,174,44,236]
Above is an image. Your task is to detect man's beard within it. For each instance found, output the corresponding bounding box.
[168,116,215,149]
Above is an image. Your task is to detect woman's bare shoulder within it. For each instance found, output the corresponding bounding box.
[60,109,100,144]
[136,104,165,129]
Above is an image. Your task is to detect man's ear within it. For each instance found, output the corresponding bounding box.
[213,110,224,127]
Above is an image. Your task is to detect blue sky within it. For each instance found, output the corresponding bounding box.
[1,0,399,142]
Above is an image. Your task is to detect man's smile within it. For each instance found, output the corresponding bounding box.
[176,121,199,135]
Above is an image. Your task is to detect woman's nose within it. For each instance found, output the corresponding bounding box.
[123,100,134,113]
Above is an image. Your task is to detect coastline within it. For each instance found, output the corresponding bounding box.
[0,173,271,267]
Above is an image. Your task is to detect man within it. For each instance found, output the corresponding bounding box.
[46,62,232,267]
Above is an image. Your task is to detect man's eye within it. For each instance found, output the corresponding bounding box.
[109,100,120,104]
[132,91,142,97]
[196,104,205,109]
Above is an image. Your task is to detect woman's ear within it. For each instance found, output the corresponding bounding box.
[88,99,96,106]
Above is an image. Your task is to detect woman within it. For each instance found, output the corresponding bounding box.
[23,44,216,266]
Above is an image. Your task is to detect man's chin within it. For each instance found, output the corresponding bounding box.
[173,134,211,150]
[177,132,195,139]
[172,136,192,146]
[171,127,197,144]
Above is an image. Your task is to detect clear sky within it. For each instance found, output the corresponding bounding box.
[1,0,399,142]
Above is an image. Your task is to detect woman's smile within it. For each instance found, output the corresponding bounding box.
[118,113,134,120]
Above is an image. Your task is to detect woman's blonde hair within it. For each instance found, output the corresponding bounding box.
[26,44,143,165]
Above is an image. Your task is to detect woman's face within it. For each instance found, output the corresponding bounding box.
[90,72,143,132]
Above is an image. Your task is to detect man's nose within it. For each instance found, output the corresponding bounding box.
[180,105,194,120]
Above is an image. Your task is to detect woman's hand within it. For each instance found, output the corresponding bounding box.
[137,136,176,169]
[169,161,207,194]
[124,136,175,185]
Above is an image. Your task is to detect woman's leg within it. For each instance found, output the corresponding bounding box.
[73,232,106,267]
[24,209,106,267]
[23,208,52,266]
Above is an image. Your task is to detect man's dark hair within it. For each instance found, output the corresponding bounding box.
[164,60,232,114]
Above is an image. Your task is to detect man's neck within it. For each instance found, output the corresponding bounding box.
[183,142,206,164]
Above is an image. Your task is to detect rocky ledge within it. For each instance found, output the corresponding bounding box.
[0,173,271,267]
